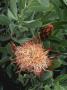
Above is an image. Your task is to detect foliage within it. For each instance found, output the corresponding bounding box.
[0,0,67,90]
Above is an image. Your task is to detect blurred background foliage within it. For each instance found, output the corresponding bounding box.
[0,0,67,90]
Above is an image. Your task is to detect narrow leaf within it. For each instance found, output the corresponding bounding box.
[0,15,9,25]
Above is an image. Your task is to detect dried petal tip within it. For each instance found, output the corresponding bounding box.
[14,41,52,76]
[11,43,17,52]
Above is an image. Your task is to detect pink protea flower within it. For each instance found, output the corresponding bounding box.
[12,40,52,76]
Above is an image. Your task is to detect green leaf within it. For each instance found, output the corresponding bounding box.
[49,37,67,47]
[50,59,62,69]
[18,74,24,84]
[18,74,29,86]
[7,9,18,20]
[55,74,67,83]
[9,22,15,36]
[18,0,25,11]
[9,0,17,18]
[19,0,30,12]
[0,56,10,65]
[37,0,50,8]
[0,15,9,25]
[24,19,42,28]
[54,82,65,90]
[0,85,3,90]
[18,38,31,44]
[63,0,67,6]
[0,33,10,42]
[44,85,51,90]
[43,40,51,48]
[40,71,53,81]
[11,37,31,44]
[28,0,52,12]
[6,64,12,78]
[52,29,64,40]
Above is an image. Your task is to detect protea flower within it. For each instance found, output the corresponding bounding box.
[12,40,52,76]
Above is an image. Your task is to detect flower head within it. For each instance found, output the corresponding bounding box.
[12,41,51,76]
